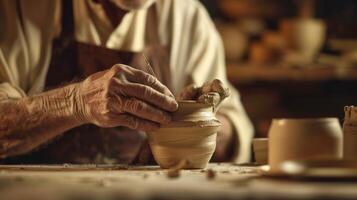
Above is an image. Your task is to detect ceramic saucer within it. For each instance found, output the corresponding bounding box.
[259,160,357,181]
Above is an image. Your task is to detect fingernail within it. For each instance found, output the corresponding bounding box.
[171,100,179,111]
[166,97,178,111]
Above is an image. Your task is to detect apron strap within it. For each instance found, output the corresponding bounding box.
[146,4,160,45]
[60,0,75,40]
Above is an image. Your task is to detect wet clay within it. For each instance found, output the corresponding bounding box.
[148,100,221,169]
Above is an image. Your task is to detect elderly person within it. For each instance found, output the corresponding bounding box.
[0,0,253,164]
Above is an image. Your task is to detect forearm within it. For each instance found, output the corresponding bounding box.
[0,83,85,158]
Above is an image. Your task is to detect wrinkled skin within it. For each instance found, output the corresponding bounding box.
[0,64,177,158]
[75,64,178,130]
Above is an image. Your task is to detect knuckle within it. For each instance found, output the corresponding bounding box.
[138,71,156,85]
[111,64,124,72]
[109,64,126,77]
[126,98,143,112]
[146,75,157,85]
[126,116,140,129]
[132,100,142,111]
[141,85,152,98]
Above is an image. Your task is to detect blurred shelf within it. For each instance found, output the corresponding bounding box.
[227,63,357,84]
[218,0,296,19]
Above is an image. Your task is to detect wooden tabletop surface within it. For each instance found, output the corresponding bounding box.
[0,163,357,200]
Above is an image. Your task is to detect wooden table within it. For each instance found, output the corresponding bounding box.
[1,163,357,200]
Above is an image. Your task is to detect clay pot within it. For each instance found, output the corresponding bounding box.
[147,100,221,169]
[268,118,343,172]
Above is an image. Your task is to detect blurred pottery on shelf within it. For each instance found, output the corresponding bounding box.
[280,18,326,64]
[249,31,285,64]
[268,118,343,172]
[147,101,221,169]
[262,31,285,51]
[250,42,281,64]
[216,22,247,62]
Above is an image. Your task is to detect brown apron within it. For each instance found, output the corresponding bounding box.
[3,0,172,164]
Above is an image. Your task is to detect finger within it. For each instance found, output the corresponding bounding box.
[211,79,230,98]
[114,81,177,112]
[200,82,212,94]
[178,84,199,100]
[123,97,172,124]
[120,65,175,98]
[110,113,160,131]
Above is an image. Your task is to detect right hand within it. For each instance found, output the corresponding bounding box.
[73,64,178,131]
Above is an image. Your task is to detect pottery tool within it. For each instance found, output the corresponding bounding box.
[142,54,177,99]
[142,54,157,78]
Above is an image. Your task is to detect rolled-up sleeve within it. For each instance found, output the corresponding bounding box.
[0,82,26,100]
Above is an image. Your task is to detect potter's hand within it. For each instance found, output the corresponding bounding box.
[74,64,178,131]
[179,79,230,107]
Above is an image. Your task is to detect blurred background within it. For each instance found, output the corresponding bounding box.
[199,0,357,137]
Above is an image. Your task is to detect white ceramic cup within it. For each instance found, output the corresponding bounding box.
[268,118,343,172]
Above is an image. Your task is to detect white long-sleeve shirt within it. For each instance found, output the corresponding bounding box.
[0,0,253,163]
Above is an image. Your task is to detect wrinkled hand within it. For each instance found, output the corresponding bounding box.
[73,64,178,131]
[179,79,230,107]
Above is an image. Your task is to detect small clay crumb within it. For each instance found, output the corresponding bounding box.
[206,169,216,180]
[142,174,149,179]
[221,170,230,174]
[167,169,180,178]
[98,179,111,187]
[166,159,190,179]
[200,169,206,173]
[63,163,70,168]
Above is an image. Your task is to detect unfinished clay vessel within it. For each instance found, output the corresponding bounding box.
[147,100,221,169]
